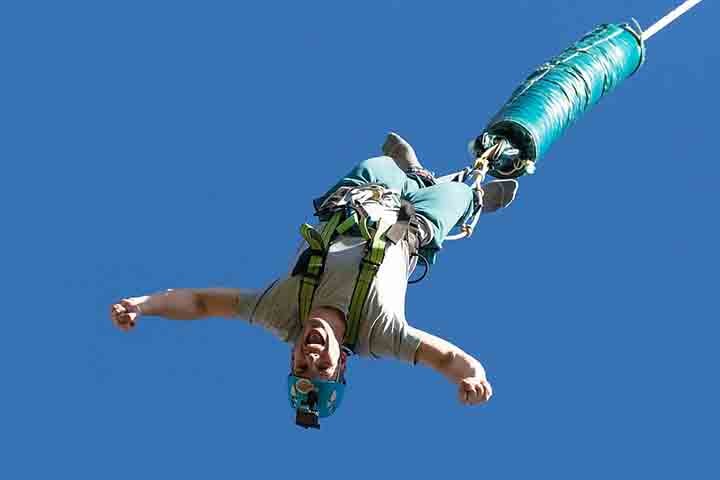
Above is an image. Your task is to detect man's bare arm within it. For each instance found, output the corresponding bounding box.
[110,288,251,331]
[415,331,493,405]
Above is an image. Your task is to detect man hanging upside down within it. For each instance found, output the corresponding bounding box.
[110,133,518,428]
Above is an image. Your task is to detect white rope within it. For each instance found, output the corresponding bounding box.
[445,160,491,242]
[643,0,704,41]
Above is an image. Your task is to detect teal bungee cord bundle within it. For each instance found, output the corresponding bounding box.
[446,0,704,240]
[476,22,645,179]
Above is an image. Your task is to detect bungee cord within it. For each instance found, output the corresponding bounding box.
[447,0,705,241]
[643,0,703,41]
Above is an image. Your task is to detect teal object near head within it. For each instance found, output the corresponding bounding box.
[480,23,645,178]
[288,375,346,428]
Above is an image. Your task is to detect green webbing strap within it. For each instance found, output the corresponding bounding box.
[358,216,372,241]
[298,212,343,324]
[344,219,391,350]
[336,212,359,235]
[320,212,342,248]
[296,210,392,352]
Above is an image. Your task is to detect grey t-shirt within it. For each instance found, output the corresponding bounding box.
[234,185,434,363]
[243,232,424,363]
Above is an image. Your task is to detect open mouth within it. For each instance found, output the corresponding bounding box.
[305,329,326,348]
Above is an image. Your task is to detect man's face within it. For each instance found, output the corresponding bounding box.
[291,317,346,380]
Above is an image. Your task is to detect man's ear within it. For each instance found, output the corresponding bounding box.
[338,350,349,371]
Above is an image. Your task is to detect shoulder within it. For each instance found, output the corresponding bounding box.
[366,312,423,364]
[251,277,301,342]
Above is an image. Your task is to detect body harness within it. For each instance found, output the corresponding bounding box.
[288,185,421,428]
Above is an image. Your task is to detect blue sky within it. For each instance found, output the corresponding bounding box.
[2,1,718,478]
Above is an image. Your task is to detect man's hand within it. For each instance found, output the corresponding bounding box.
[458,377,493,406]
[110,297,146,332]
[415,331,493,406]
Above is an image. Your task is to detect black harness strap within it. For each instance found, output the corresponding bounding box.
[384,199,420,255]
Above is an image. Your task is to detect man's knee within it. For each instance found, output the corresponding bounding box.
[354,156,400,176]
[440,182,474,207]
[346,156,411,190]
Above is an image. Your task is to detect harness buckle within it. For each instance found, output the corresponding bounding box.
[292,248,326,279]
[361,258,382,272]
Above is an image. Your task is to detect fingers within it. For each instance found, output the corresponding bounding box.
[458,380,476,405]
[461,380,479,404]
[119,298,141,313]
[468,385,482,404]
[458,383,470,405]
[110,302,137,332]
[481,379,493,402]
[458,378,493,406]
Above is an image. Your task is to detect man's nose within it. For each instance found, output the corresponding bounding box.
[307,352,320,362]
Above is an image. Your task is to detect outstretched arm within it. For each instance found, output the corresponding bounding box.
[110,288,256,331]
[415,331,493,405]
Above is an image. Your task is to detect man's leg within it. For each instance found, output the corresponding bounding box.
[318,133,432,203]
[404,182,474,261]
[317,156,422,202]
[315,151,474,261]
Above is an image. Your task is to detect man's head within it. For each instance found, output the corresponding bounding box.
[288,307,350,428]
[291,306,349,381]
